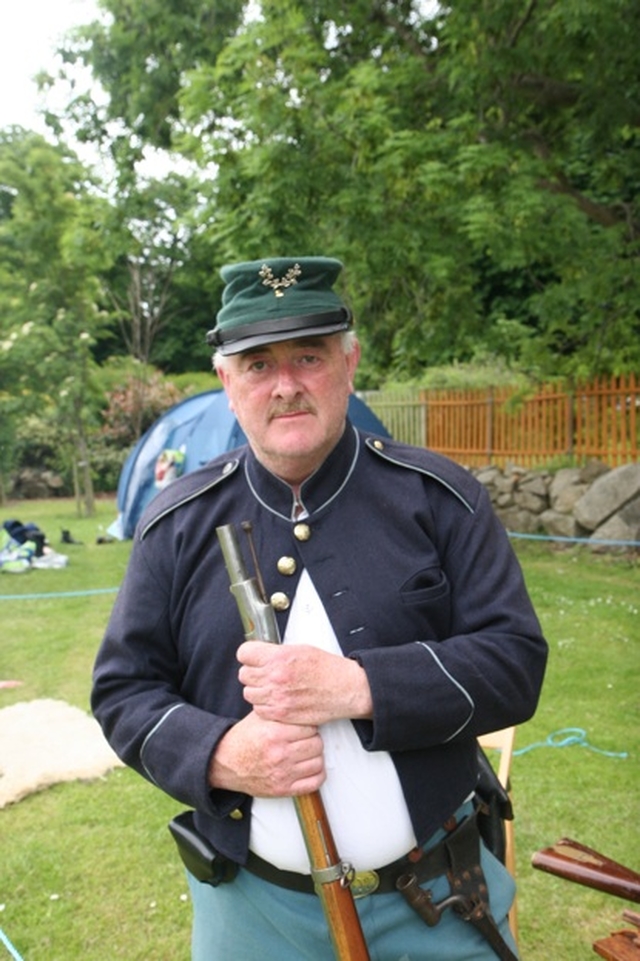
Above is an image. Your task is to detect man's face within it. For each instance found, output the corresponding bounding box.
[218,334,360,487]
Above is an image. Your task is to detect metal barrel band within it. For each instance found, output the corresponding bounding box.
[312,861,353,888]
[312,862,381,899]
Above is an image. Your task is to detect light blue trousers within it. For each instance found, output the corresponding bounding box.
[187,807,518,961]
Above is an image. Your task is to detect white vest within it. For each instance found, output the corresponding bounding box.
[250,570,416,873]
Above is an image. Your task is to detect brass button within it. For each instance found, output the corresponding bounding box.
[277,556,297,576]
[229,808,244,820]
[373,440,384,450]
[293,523,311,541]
[270,591,290,611]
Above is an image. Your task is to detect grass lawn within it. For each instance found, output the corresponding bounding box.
[1,497,638,960]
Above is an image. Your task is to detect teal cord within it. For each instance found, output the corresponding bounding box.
[0,587,119,602]
[513,727,628,759]
[0,928,24,961]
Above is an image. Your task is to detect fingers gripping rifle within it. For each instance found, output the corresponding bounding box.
[217,523,370,961]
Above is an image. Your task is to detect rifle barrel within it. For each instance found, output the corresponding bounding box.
[216,524,371,960]
[532,838,640,904]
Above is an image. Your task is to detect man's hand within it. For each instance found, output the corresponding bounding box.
[237,641,373,726]
[208,710,325,797]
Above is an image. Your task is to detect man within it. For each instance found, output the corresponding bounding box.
[92,256,547,960]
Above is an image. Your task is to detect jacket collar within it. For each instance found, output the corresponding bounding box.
[244,421,360,521]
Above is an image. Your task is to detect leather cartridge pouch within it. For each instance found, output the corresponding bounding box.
[168,810,238,886]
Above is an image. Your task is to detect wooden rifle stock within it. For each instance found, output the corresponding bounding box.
[217,523,370,961]
[532,838,640,904]
[294,791,370,961]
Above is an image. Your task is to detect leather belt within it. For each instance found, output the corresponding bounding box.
[244,833,452,897]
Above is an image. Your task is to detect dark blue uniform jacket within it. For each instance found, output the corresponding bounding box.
[92,423,547,865]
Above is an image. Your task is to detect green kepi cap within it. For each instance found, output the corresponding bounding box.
[207,256,353,355]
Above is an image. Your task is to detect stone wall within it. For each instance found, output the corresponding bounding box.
[473,461,640,550]
[9,468,65,499]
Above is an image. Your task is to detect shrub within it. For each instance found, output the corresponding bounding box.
[100,372,184,448]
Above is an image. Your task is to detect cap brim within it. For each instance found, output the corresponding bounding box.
[208,307,352,355]
[216,321,351,356]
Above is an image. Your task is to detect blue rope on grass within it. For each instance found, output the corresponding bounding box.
[514,727,628,759]
[0,587,119,602]
[508,531,640,548]
[0,927,24,961]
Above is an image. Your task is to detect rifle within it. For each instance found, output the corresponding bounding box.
[217,522,371,961]
[532,838,640,904]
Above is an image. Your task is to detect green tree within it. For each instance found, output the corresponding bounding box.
[103,171,207,368]
[0,128,114,513]
[55,0,640,384]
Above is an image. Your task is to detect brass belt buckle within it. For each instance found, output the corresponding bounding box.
[350,869,380,899]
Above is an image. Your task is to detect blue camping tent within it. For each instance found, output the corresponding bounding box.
[110,390,389,539]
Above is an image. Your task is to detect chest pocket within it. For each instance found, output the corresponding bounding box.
[400,566,451,639]
[400,566,449,604]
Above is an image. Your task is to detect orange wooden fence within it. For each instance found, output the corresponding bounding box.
[361,374,639,468]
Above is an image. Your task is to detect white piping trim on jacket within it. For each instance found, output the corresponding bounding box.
[245,426,361,520]
[140,464,240,540]
[417,641,475,740]
[244,462,289,520]
[140,702,185,782]
[365,440,475,514]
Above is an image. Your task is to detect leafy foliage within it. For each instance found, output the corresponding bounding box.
[0,128,118,508]
[0,127,216,495]
[0,1,637,450]
[98,171,214,372]
[100,370,184,446]
[64,0,639,382]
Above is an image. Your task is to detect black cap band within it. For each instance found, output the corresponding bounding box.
[207,307,352,353]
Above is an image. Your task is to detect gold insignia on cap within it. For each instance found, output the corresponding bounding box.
[259,263,302,298]
[277,556,297,576]
[293,523,311,542]
[270,592,290,611]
